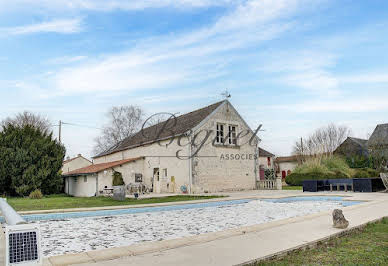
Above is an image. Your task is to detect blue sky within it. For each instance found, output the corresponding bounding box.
[1,0,388,159]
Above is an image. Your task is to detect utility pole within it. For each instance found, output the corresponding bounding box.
[300,137,304,163]
[59,120,62,143]
[300,137,304,154]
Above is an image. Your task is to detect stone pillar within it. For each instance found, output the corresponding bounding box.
[276,177,282,190]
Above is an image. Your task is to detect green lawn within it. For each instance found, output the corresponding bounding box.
[282,186,302,190]
[7,194,224,211]
[252,218,388,266]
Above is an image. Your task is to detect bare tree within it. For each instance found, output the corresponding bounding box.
[142,112,176,128]
[293,123,351,158]
[1,111,51,133]
[93,105,144,155]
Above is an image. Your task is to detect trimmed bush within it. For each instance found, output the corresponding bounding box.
[285,156,354,186]
[112,171,124,186]
[352,168,380,178]
[29,189,43,199]
[286,172,330,186]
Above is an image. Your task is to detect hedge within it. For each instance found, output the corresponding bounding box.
[286,168,380,186]
[285,172,343,186]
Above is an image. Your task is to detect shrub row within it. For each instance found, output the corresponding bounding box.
[285,156,380,186]
[286,168,380,186]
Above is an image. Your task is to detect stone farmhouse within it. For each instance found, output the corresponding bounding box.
[63,100,261,197]
[333,123,388,167]
[334,137,369,158]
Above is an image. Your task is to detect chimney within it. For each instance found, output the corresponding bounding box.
[78,154,82,157]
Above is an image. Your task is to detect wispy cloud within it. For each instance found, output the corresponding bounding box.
[3,0,236,12]
[271,96,388,113]
[46,55,87,65]
[339,72,388,84]
[0,18,83,36]
[36,0,312,96]
[258,50,341,95]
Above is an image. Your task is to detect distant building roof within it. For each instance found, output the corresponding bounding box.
[259,147,275,157]
[63,154,92,164]
[63,157,144,176]
[94,101,226,158]
[275,155,299,163]
[368,123,388,147]
[334,137,368,157]
[348,137,368,147]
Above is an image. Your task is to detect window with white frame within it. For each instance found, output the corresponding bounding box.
[216,123,224,144]
[228,125,237,145]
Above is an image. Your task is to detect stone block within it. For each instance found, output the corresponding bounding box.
[332,209,349,229]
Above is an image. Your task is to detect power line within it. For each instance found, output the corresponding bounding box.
[50,122,102,130]
[51,121,103,143]
[61,122,103,130]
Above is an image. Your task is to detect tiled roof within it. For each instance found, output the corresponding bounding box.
[348,137,368,147]
[368,123,388,146]
[259,147,275,157]
[94,100,226,158]
[63,157,144,176]
[275,155,299,163]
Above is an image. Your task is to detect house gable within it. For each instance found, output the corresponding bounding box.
[189,101,258,192]
[368,123,388,147]
[62,154,93,174]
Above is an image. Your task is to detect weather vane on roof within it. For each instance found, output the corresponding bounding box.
[221,89,231,99]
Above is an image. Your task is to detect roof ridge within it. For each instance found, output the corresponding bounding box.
[143,100,226,129]
[94,100,226,158]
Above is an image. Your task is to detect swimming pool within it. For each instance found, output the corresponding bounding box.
[7,196,360,257]
[1,196,361,223]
